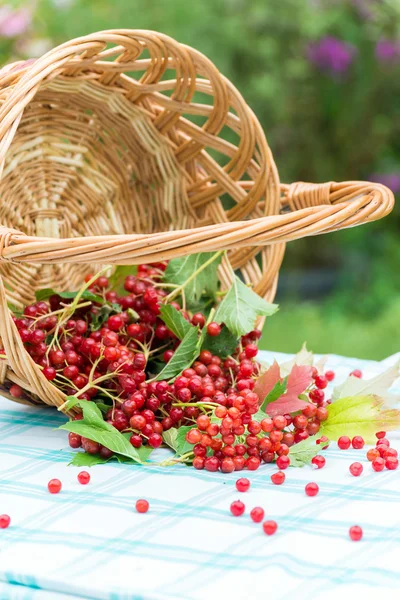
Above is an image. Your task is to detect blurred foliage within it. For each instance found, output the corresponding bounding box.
[0,0,399,357]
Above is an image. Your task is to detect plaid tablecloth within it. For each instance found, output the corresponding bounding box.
[1,351,400,600]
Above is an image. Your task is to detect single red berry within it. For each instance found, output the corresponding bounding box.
[230,500,245,517]
[385,457,399,470]
[0,514,10,529]
[366,448,380,462]
[276,455,290,470]
[43,366,57,381]
[246,456,261,471]
[263,520,277,535]
[273,415,287,430]
[316,407,328,422]
[325,370,335,382]
[48,479,62,494]
[350,369,362,378]
[384,448,398,458]
[352,436,365,450]
[349,462,363,476]
[250,507,265,523]
[314,376,328,389]
[311,455,326,469]
[9,384,23,398]
[372,457,385,472]
[309,389,325,405]
[375,431,386,440]
[148,433,162,448]
[305,482,319,496]
[136,499,149,513]
[236,478,250,493]
[77,471,90,485]
[271,471,285,485]
[207,322,221,337]
[349,525,363,541]
[185,429,202,445]
[338,436,351,450]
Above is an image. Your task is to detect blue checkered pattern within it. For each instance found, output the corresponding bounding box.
[1,351,400,600]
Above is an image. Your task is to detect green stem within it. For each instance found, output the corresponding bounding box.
[165,250,224,303]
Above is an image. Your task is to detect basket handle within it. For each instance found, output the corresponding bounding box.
[0,180,393,265]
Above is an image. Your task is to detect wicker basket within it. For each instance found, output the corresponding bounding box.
[0,29,394,410]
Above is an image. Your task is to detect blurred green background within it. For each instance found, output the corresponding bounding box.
[1,0,400,359]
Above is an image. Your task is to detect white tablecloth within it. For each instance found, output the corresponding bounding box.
[0,351,400,600]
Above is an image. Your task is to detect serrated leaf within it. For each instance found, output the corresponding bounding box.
[266,365,313,417]
[201,327,239,357]
[332,360,400,407]
[58,399,142,463]
[288,435,327,467]
[162,428,178,451]
[320,394,400,443]
[214,276,278,337]
[159,304,193,340]
[280,343,314,376]
[35,288,103,304]
[109,265,138,294]
[261,377,288,412]
[155,326,199,381]
[164,252,222,304]
[68,452,111,467]
[254,361,281,402]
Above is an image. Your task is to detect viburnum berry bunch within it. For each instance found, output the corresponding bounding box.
[5,250,400,471]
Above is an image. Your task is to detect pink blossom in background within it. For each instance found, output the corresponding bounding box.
[307,36,357,76]
[375,39,400,63]
[370,173,400,194]
[0,6,31,39]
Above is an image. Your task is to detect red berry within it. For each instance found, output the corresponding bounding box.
[43,366,57,381]
[9,384,23,398]
[261,418,274,433]
[0,514,10,529]
[372,457,385,472]
[273,415,287,430]
[325,370,335,382]
[246,456,261,471]
[207,322,221,337]
[263,520,277,535]
[135,499,149,513]
[385,457,399,470]
[302,404,318,418]
[314,376,328,389]
[375,431,386,440]
[244,343,258,359]
[293,415,308,430]
[186,429,202,445]
[350,369,362,378]
[148,433,162,448]
[271,471,285,485]
[77,471,90,485]
[250,507,265,523]
[349,525,363,541]
[230,500,245,517]
[305,482,319,496]
[48,479,62,494]
[316,407,328,422]
[349,462,363,476]
[68,432,82,448]
[311,455,326,469]
[338,436,351,450]
[236,478,250,493]
[352,436,365,450]
[276,455,290,470]
[204,456,219,472]
[366,448,379,461]
[309,389,325,405]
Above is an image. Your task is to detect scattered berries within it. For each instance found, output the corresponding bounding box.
[250,507,265,523]
[352,436,365,450]
[372,457,385,472]
[236,478,250,493]
[135,499,149,513]
[230,500,245,517]
[349,462,363,477]
[48,479,62,494]
[271,471,285,485]
[311,455,326,469]
[337,436,351,450]
[0,514,10,529]
[305,482,319,496]
[350,369,362,378]
[375,431,386,439]
[263,520,278,535]
[349,525,363,541]
[77,471,91,485]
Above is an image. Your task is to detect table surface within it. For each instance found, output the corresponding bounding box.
[1,350,400,600]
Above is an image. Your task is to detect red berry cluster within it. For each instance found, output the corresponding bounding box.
[367,432,398,471]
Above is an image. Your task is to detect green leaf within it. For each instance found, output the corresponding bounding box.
[288,435,327,467]
[58,399,142,463]
[94,402,111,414]
[91,303,123,330]
[159,304,193,340]
[68,452,111,467]
[201,327,238,357]
[164,252,222,304]
[175,426,197,456]
[253,407,268,422]
[214,276,278,337]
[155,326,200,381]
[319,395,400,443]
[162,428,178,451]
[35,288,103,304]
[260,377,288,412]
[109,265,138,294]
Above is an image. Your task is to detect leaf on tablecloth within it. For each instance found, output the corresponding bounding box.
[68,452,111,467]
[332,360,400,407]
[320,394,400,443]
[255,362,313,416]
[288,435,328,467]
